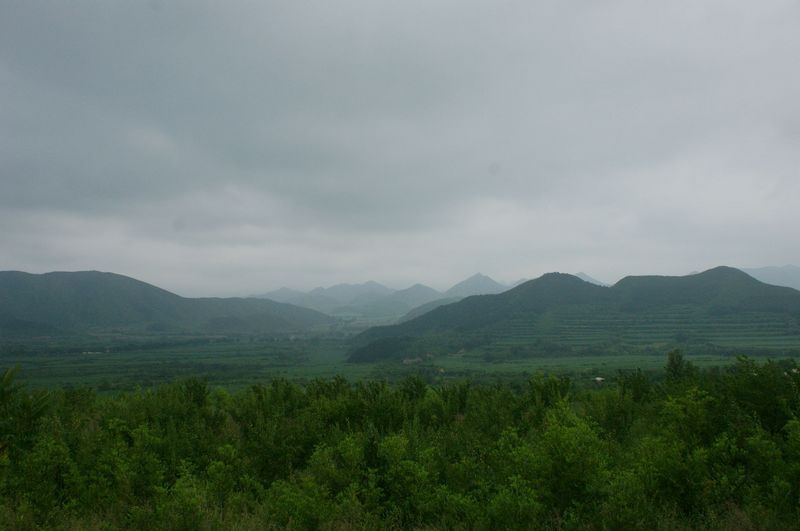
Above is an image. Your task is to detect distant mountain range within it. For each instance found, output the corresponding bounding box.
[253,273,513,322]
[0,271,332,337]
[309,281,394,304]
[9,266,798,347]
[349,266,800,362]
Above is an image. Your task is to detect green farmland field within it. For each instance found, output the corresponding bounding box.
[3,333,795,391]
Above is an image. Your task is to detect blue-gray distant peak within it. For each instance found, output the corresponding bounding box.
[388,284,442,307]
[310,282,394,305]
[741,265,800,291]
[445,273,507,298]
[574,272,608,286]
[252,286,305,302]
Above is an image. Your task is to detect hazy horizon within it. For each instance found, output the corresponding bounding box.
[4,264,799,299]
[2,1,799,297]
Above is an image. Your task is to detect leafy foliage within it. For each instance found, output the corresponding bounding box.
[1,356,800,529]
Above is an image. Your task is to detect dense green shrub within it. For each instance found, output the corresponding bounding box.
[1,356,799,529]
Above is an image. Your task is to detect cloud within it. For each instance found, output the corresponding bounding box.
[1,0,799,295]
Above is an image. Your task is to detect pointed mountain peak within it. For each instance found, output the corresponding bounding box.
[400,283,439,293]
[445,273,506,297]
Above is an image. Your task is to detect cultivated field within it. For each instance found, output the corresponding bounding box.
[2,334,790,391]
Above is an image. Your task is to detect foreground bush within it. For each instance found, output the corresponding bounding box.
[1,355,799,529]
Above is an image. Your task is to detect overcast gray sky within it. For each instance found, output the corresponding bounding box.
[1,1,799,296]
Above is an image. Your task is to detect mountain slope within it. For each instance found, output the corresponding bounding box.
[310,281,394,304]
[612,267,800,313]
[0,271,332,336]
[329,284,443,320]
[575,272,607,286]
[253,281,442,321]
[365,273,612,340]
[273,292,343,315]
[387,284,442,307]
[253,281,397,317]
[350,267,800,362]
[252,287,306,303]
[399,297,463,323]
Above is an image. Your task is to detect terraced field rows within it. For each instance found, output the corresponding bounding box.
[489,305,800,350]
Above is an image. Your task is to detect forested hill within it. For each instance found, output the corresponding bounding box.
[612,266,800,312]
[350,267,800,361]
[0,271,332,335]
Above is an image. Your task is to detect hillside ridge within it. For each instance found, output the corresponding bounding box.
[350,267,800,362]
[0,270,332,336]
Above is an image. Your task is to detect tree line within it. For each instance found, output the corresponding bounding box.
[1,352,799,529]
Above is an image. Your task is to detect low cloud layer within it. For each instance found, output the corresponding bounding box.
[2,1,799,296]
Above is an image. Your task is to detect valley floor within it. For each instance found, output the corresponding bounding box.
[0,334,788,391]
